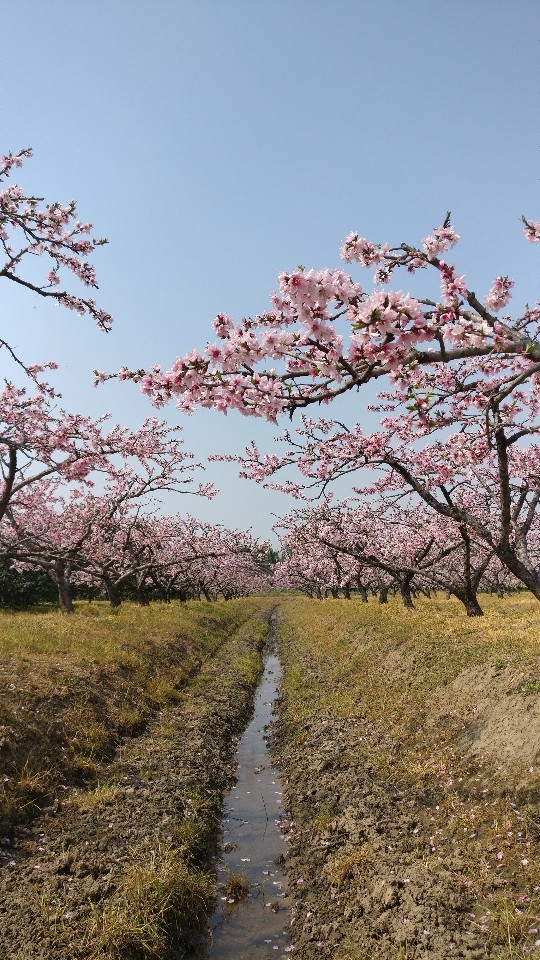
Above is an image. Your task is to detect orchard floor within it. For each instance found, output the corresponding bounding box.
[0,598,274,960]
[274,594,540,960]
[0,594,540,959]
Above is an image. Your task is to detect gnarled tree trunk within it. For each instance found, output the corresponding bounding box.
[53,560,74,614]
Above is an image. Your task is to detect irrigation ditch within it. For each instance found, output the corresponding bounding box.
[1,594,540,959]
[0,602,278,959]
[187,627,291,959]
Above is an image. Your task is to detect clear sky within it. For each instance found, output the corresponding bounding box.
[1,0,538,539]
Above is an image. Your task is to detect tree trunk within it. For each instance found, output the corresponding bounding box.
[400,573,415,609]
[135,584,150,606]
[496,545,540,601]
[133,571,150,606]
[464,595,484,617]
[54,560,74,614]
[378,585,389,605]
[103,575,122,608]
[357,582,368,603]
[450,528,485,617]
[453,589,484,617]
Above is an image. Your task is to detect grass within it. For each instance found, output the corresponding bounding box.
[313,802,337,835]
[67,781,122,809]
[278,593,540,958]
[6,591,539,957]
[222,871,250,902]
[326,844,373,887]
[31,602,273,959]
[333,946,404,960]
[279,593,540,743]
[80,840,213,959]
[0,597,272,834]
[0,596,268,661]
[519,680,540,695]
[1,759,53,827]
[235,650,265,685]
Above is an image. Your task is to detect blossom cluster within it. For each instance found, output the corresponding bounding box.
[113,217,539,431]
[523,216,540,243]
[421,223,459,259]
[0,147,112,332]
[484,276,514,313]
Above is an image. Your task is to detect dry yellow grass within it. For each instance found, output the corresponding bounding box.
[0,596,269,663]
[80,840,213,959]
[0,597,272,833]
[278,593,540,958]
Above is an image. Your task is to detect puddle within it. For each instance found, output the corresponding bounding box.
[188,650,291,959]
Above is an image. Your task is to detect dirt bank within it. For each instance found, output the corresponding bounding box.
[273,596,540,960]
[0,602,274,960]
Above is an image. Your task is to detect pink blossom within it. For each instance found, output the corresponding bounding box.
[422,224,459,259]
[340,233,388,267]
[484,276,514,312]
[522,216,540,242]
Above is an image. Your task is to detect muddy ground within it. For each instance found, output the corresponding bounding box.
[272,598,540,960]
[274,702,487,958]
[0,607,272,960]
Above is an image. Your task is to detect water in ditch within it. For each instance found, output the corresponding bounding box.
[189,650,291,959]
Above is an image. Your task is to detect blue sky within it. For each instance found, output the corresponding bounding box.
[1,0,538,539]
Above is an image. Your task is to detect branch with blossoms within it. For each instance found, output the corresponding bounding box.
[104,212,540,606]
[0,148,112,377]
[107,217,540,418]
[0,382,215,526]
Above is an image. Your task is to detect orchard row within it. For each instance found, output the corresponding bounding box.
[1,148,539,615]
[0,149,269,611]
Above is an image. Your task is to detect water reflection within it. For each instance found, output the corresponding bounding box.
[188,653,291,959]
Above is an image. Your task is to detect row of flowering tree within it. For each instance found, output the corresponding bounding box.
[0,148,270,610]
[272,498,528,616]
[3,484,269,612]
[3,147,539,613]
[0,375,277,610]
[112,213,540,613]
[0,391,270,611]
